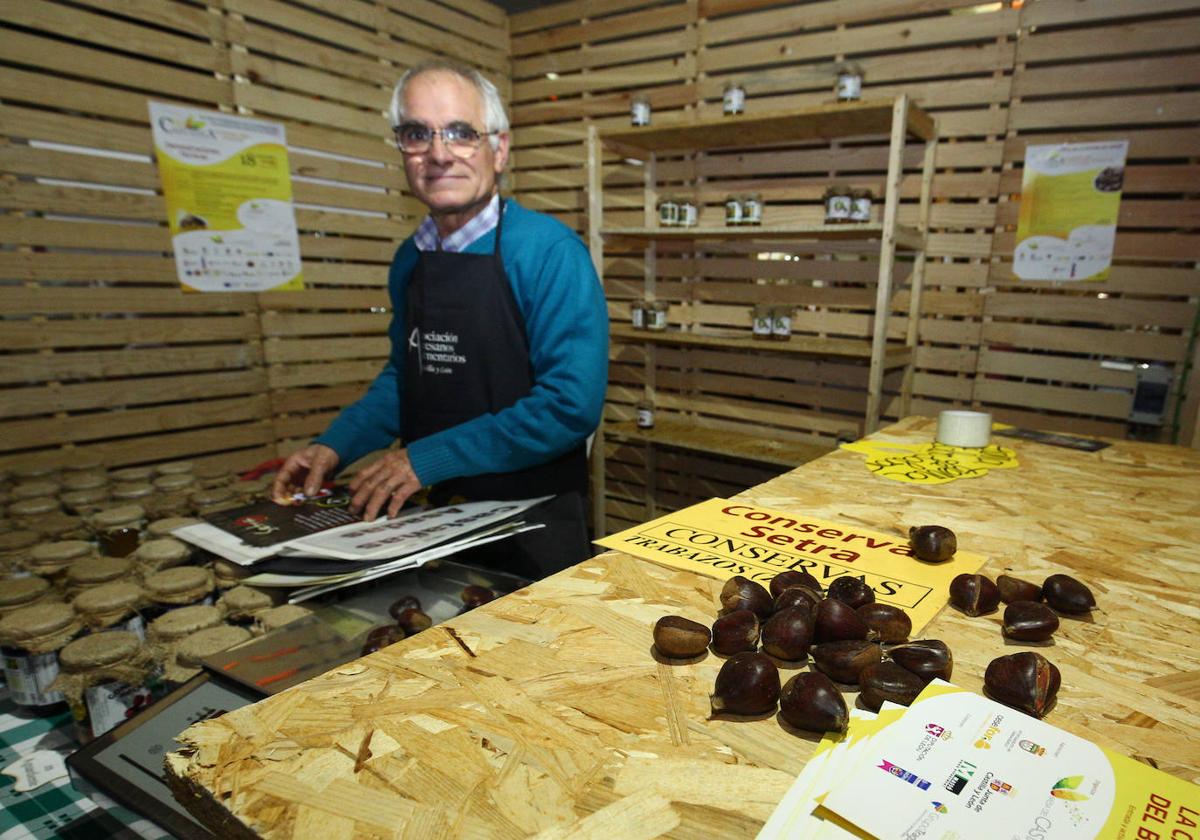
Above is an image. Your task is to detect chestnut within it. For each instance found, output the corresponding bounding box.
[395,607,433,636]
[711,609,759,655]
[859,661,924,711]
[461,585,496,610]
[810,639,881,685]
[773,585,821,616]
[856,603,911,643]
[1042,574,1095,614]
[908,525,957,562]
[780,672,848,733]
[710,652,780,716]
[827,576,875,609]
[1002,601,1059,642]
[387,595,422,622]
[887,639,953,683]
[948,573,1000,617]
[360,624,404,656]
[814,598,869,644]
[760,606,814,661]
[984,651,1060,718]
[720,576,773,619]
[996,574,1042,605]
[769,570,822,599]
[653,615,711,659]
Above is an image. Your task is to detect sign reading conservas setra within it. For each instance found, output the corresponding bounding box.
[595,498,985,633]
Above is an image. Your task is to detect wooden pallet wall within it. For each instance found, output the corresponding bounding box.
[508,0,1200,533]
[0,0,508,474]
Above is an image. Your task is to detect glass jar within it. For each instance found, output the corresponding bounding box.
[752,304,774,340]
[725,195,743,226]
[636,400,655,429]
[146,517,201,540]
[630,95,651,127]
[53,631,159,743]
[234,475,273,503]
[256,604,311,636]
[630,299,647,330]
[850,189,873,223]
[212,558,249,591]
[0,577,57,617]
[12,464,60,483]
[66,555,132,599]
[824,186,853,224]
[37,513,89,542]
[155,461,194,477]
[679,198,698,228]
[190,487,236,517]
[60,472,107,494]
[73,582,147,640]
[27,540,93,580]
[60,487,111,517]
[12,480,61,502]
[63,456,104,475]
[146,604,223,649]
[9,496,62,531]
[742,193,763,226]
[723,81,746,115]
[192,463,231,490]
[0,602,82,716]
[111,482,154,503]
[143,566,215,621]
[164,625,251,688]
[657,196,679,227]
[836,68,863,102]
[110,466,154,484]
[91,504,146,558]
[0,530,39,577]
[134,537,193,573]
[218,585,274,627]
[647,301,669,331]
[771,306,793,341]
[153,473,195,494]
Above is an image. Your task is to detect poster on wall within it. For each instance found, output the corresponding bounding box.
[149,102,304,292]
[1013,140,1127,282]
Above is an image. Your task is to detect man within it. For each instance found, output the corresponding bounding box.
[272,59,609,578]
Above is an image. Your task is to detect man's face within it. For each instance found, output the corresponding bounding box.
[399,72,509,216]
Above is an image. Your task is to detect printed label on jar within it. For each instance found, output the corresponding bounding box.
[636,407,655,429]
[836,73,862,100]
[649,309,668,330]
[725,199,743,225]
[680,203,697,227]
[631,100,651,126]
[851,197,872,222]
[2,651,64,707]
[723,86,746,114]
[743,199,762,224]
[753,315,773,336]
[773,314,793,336]
[84,680,153,739]
[826,197,852,221]
[631,306,646,329]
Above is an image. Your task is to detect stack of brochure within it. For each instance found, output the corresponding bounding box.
[759,680,1198,839]
[170,490,550,602]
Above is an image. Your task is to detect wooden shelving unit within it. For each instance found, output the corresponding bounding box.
[587,96,937,534]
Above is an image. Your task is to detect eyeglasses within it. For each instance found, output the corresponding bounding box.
[392,122,497,158]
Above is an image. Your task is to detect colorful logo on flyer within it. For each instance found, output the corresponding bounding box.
[990,778,1016,797]
[974,714,1003,750]
[879,759,932,791]
[926,723,952,740]
[1050,776,1089,802]
[944,759,977,795]
[1019,739,1046,757]
[931,802,949,815]
[234,513,278,535]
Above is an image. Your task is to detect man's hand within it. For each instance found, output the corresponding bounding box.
[271,444,339,503]
[349,449,422,521]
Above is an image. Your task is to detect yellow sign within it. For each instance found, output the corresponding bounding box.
[596,498,985,634]
[840,440,1018,484]
[150,102,303,292]
[1014,140,1128,281]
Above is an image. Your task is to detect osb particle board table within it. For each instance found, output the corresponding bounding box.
[165,417,1200,839]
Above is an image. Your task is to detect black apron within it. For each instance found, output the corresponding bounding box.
[402,201,591,577]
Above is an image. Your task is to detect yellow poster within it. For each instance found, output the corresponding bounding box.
[595,498,985,633]
[1014,140,1127,282]
[840,440,1018,485]
[150,102,303,292]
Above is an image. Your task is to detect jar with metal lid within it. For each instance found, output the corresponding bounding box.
[234,475,273,502]
[647,301,670,332]
[52,631,160,742]
[37,513,89,542]
[66,555,132,599]
[60,487,110,517]
[218,585,274,627]
[146,517,201,540]
[27,540,93,580]
[630,299,647,330]
[146,604,223,648]
[836,67,863,102]
[12,464,60,482]
[163,625,251,688]
[212,558,249,591]
[154,473,195,494]
[63,456,104,474]
[111,482,154,503]
[0,530,39,576]
[156,461,194,477]
[255,604,311,636]
[12,480,61,501]
[636,401,655,430]
[192,463,231,489]
[146,490,192,520]
[9,496,62,531]
[190,486,236,517]
[60,472,107,494]
[657,197,679,227]
[771,306,793,341]
[111,466,154,484]
[630,94,651,127]
[73,582,147,639]
[752,304,774,340]
[723,81,746,115]
[91,504,146,557]
[742,193,763,226]
[0,602,82,716]
[0,577,58,617]
[725,195,744,226]
[850,189,873,223]
[678,198,698,228]
[133,537,192,573]
[143,566,215,620]
[824,186,853,224]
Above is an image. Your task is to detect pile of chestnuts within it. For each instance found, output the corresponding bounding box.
[361,585,499,656]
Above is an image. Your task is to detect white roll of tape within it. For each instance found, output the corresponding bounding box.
[936,410,993,448]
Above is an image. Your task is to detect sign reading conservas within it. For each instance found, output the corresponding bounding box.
[149,102,303,292]
[596,498,985,633]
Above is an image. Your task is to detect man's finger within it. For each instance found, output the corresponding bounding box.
[386,482,416,519]
[362,479,397,522]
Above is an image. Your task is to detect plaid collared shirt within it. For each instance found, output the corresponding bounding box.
[412,194,500,253]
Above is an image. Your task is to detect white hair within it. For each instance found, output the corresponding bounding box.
[388,59,509,151]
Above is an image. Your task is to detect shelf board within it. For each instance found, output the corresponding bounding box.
[605,417,834,468]
[601,99,935,156]
[610,325,913,368]
[601,223,924,251]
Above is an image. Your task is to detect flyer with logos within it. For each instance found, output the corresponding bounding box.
[149,101,304,292]
[594,498,985,634]
[816,681,1199,840]
[1014,140,1128,282]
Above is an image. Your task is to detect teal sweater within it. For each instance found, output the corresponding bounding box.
[314,198,609,487]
